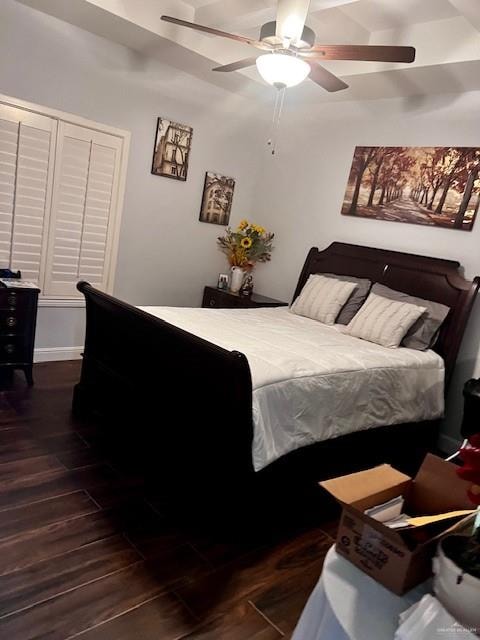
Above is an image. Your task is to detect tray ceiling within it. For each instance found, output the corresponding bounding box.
[16,0,480,103]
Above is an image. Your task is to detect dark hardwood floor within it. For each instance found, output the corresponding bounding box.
[0,362,337,639]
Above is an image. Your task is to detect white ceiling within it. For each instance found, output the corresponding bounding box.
[16,0,480,103]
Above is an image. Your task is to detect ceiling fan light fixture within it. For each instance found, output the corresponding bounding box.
[256,53,311,88]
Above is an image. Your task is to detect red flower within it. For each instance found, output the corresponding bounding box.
[458,437,480,506]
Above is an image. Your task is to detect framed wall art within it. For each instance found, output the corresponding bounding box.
[342,146,480,231]
[199,171,235,226]
[151,117,193,181]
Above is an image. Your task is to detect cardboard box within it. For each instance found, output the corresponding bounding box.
[320,454,474,595]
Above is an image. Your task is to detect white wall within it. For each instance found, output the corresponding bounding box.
[251,91,480,449]
[0,0,267,353]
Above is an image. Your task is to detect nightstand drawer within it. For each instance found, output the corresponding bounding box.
[202,290,238,309]
[204,294,220,308]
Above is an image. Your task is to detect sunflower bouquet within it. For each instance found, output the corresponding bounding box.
[217,220,274,269]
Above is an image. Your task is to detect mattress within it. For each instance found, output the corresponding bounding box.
[139,306,445,471]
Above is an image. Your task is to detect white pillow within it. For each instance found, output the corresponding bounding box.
[346,293,427,348]
[291,275,358,325]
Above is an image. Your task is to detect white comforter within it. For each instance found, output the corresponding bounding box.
[140,306,445,471]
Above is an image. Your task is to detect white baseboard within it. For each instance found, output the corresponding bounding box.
[437,432,462,456]
[34,346,83,363]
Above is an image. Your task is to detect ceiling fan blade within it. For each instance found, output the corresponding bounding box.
[161,15,272,51]
[308,62,349,92]
[302,44,416,63]
[213,58,258,73]
[276,0,311,44]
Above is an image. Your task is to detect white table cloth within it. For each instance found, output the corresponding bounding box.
[292,546,429,640]
[395,595,477,640]
[293,547,476,640]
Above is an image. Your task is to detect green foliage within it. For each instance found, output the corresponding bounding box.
[217,220,274,268]
[459,523,480,580]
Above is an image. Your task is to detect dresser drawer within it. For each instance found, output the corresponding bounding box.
[0,310,26,334]
[0,289,30,313]
[0,336,28,363]
[0,290,31,336]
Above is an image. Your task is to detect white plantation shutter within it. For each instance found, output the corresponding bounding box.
[45,122,123,297]
[0,104,56,284]
[0,96,128,301]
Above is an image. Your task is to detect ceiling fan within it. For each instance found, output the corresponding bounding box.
[161,0,416,93]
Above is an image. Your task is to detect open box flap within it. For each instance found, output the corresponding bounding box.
[320,464,411,506]
[409,454,473,514]
[417,512,477,548]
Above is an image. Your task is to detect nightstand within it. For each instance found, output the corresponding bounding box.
[202,286,288,310]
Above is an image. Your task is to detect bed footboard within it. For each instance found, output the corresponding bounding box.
[73,282,255,486]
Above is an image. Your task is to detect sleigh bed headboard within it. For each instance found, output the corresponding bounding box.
[293,242,480,388]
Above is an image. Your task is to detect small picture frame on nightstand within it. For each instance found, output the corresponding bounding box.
[217,273,229,290]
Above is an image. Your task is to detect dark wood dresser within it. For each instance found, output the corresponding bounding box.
[0,284,40,385]
[202,285,288,309]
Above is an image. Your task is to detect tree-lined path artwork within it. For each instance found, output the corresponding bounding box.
[342,146,480,231]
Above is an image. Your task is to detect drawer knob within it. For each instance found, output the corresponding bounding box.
[4,344,14,354]
[6,317,16,328]
[7,294,17,307]
[209,299,216,307]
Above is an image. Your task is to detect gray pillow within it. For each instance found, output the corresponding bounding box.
[371,284,450,351]
[324,273,372,324]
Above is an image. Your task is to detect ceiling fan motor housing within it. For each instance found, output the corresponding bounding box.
[260,21,316,49]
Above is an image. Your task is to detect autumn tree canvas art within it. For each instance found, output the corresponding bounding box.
[342,147,480,231]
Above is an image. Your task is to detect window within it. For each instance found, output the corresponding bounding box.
[0,95,129,303]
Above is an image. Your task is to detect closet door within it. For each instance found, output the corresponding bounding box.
[0,104,56,284]
[44,122,123,298]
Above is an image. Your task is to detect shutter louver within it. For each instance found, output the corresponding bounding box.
[50,136,90,286]
[78,143,116,284]
[0,105,56,285]
[0,118,17,266]
[45,123,122,298]
[12,124,53,282]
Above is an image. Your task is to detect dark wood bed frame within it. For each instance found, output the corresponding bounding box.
[72,243,479,502]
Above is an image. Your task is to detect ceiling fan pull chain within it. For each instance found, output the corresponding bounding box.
[278,85,286,120]
[268,88,280,154]
[269,86,286,156]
